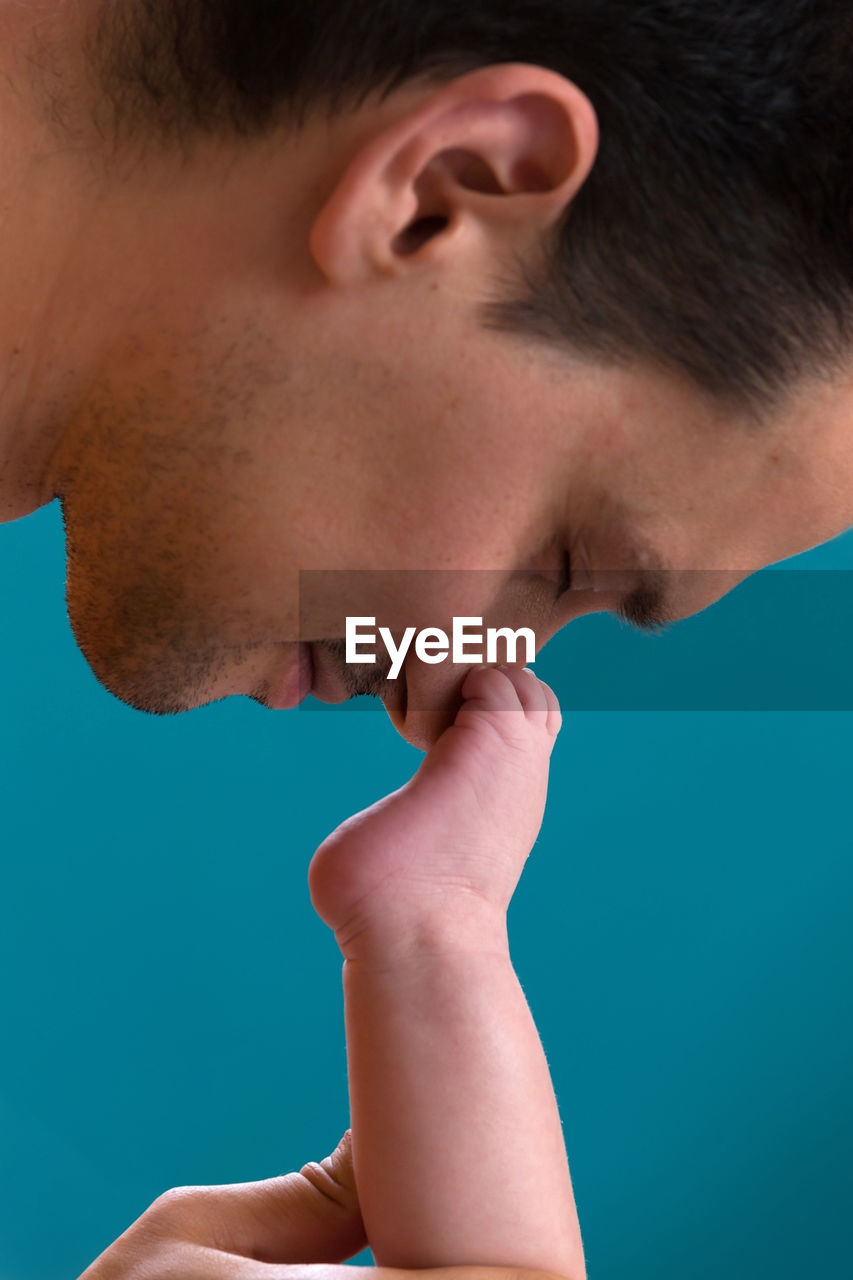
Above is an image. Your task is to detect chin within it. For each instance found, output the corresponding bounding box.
[68,621,215,716]
[90,662,206,717]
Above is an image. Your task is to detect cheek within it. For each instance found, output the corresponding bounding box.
[363,486,530,581]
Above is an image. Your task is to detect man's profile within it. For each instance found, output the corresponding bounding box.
[1,0,851,750]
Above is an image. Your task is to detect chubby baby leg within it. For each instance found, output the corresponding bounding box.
[307,665,583,1277]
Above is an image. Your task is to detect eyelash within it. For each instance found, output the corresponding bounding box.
[556,549,573,598]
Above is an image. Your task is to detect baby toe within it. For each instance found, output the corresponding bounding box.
[459,663,522,710]
[541,678,563,738]
[516,666,550,715]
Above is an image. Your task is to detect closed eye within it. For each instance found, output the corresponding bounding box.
[555,548,573,599]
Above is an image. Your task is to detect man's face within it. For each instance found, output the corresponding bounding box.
[49,97,853,751]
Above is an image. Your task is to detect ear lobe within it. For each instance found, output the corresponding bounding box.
[309,62,599,286]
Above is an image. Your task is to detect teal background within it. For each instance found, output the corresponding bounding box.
[1,500,852,1279]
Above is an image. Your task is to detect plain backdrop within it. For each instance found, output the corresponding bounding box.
[1,501,852,1279]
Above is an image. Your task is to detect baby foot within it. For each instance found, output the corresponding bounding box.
[308,665,562,962]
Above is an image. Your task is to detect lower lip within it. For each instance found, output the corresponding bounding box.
[268,642,314,710]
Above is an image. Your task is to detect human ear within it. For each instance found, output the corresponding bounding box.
[309,62,599,284]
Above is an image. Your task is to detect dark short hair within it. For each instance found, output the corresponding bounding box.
[86,1,853,421]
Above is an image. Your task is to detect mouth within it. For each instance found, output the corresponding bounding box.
[264,641,407,718]
[265,642,315,710]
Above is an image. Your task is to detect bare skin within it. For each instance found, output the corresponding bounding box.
[78,1125,566,1280]
[308,664,581,1276]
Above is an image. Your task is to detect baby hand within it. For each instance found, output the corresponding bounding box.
[308,665,562,963]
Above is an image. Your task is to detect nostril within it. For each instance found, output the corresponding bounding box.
[392,215,449,255]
